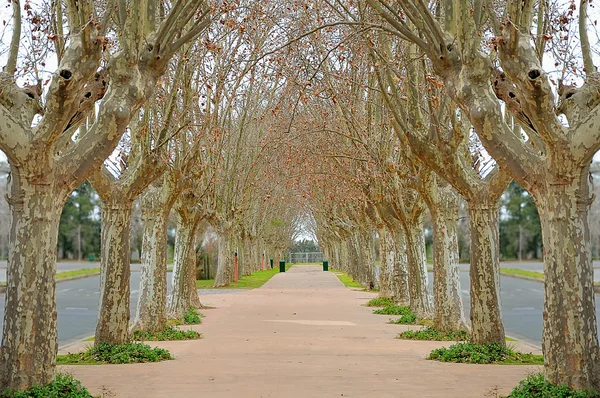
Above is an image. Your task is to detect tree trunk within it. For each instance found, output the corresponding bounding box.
[0,180,65,389]
[131,202,171,333]
[403,216,433,319]
[95,201,133,345]
[168,213,202,319]
[377,228,393,297]
[536,181,600,390]
[430,201,468,332]
[467,203,505,344]
[214,235,233,287]
[390,230,410,304]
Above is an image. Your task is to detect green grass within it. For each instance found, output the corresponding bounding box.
[500,268,544,280]
[57,342,172,365]
[508,373,600,397]
[0,373,93,398]
[330,270,362,289]
[388,313,418,325]
[373,305,412,316]
[506,336,517,342]
[183,307,202,325]
[132,326,201,341]
[196,265,292,289]
[428,342,544,365]
[398,327,469,341]
[365,297,395,307]
[0,268,101,287]
[56,268,101,280]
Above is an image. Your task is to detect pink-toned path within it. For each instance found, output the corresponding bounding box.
[61,265,540,397]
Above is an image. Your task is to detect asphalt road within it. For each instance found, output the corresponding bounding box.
[428,272,600,347]
[0,272,172,347]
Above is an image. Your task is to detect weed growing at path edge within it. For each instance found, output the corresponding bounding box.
[0,374,93,398]
[365,297,394,307]
[398,327,469,341]
[133,326,201,341]
[57,342,172,365]
[428,342,543,365]
[388,313,418,325]
[373,305,412,315]
[508,373,600,397]
[183,307,202,324]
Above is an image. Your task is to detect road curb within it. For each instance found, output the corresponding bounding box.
[500,272,600,294]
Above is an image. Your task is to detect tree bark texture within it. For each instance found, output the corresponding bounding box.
[0,178,65,389]
[168,212,202,319]
[131,186,173,333]
[467,203,505,344]
[403,216,433,319]
[536,181,599,389]
[390,230,410,305]
[425,185,468,332]
[95,202,133,344]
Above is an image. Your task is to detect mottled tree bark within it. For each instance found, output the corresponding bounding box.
[390,230,410,304]
[95,202,133,344]
[536,179,599,389]
[168,210,202,319]
[0,179,64,389]
[417,178,468,332]
[404,215,433,319]
[214,234,234,287]
[132,183,176,333]
[377,227,393,297]
[467,202,505,344]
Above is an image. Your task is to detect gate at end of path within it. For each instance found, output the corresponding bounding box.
[287,252,323,264]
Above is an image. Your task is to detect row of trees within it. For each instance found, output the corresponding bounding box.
[1,165,549,263]
[0,0,303,391]
[1,0,600,394]
[258,0,600,392]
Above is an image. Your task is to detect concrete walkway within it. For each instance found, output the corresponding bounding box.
[62,265,540,397]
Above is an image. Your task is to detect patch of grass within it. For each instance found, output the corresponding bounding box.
[56,268,101,280]
[0,373,93,398]
[365,297,394,307]
[330,270,362,289]
[196,265,292,289]
[57,342,172,365]
[373,305,412,316]
[132,326,201,341]
[83,336,95,342]
[388,312,418,325]
[500,268,544,280]
[397,327,469,341]
[183,307,202,325]
[0,268,101,288]
[506,336,517,342]
[428,342,544,365]
[508,373,600,397]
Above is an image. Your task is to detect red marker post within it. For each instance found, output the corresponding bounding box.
[234,252,239,283]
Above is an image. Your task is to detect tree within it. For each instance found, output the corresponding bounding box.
[0,0,211,389]
[367,0,600,389]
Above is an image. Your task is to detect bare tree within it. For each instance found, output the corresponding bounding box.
[0,0,211,389]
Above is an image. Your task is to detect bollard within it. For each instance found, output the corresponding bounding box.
[270,258,273,269]
[234,252,239,283]
[279,260,286,273]
[323,260,328,272]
